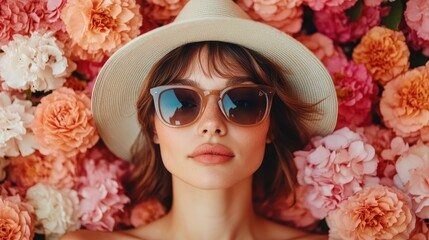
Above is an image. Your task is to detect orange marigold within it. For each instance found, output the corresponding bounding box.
[352,26,410,85]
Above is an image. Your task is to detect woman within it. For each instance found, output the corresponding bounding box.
[62,0,337,239]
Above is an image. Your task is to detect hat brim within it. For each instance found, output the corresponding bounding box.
[92,17,338,160]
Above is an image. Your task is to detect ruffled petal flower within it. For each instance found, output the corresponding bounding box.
[0,193,35,240]
[130,200,166,227]
[0,31,76,92]
[303,0,357,12]
[0,92,37,158]
[143,0,188,25]
[394,141,429,219]
[405,0,429,41]
[295,32,344,64]
[314,5,383,43]
[237,0,303,35]
[380,63,429,139]
[25,183,80,239]
[325,56,378,129]
[0,157,9,182]
[326,185,416,240]
[61,0,143,62]
[353,26,410,85]
[32,87,99,158]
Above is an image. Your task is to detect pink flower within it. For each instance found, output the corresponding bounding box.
[410,218,429,240]
[8,151,79,190]
[0,194,34,240]
[324,56,378,129]
[380,63,429,139]
[76,59,107,82]
[39,0,68,33]
[76,145,131,231]
[405,0,429,41]
[237,0,303,35]
[314,5,383,43]
[394,141,429,219]
[143,0,188,25]
[294,127,379,218]
[61,0,142,62]
[258,185,320,230]
[304,0,357,12]
[130,200,166,227]
[407,28,429,57]
[326,185,416,240]
[32,87,99,158]
[295,33,344,64]
[364,0,384,7]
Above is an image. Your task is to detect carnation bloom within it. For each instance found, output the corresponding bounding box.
[76,145,131,231]
[314,5,383,43]
[61,0,142,62]
[295,32,344,64]
[8,151,79,190]
[237,0,303,35]
[143,0,188,25]
[405,0,429,41]
[293,127,379,218]
[326,185,416,240]
[407,28,429,57]
[0,194,34,240]
[304,0,357,12]
[26,183,80,238]
[32,87,99,157]
[0,157,9,182]
[0,92,37,158]
[0,31,76,92]
[353,26,410,85]
[130,200,166,227]
[394,141,429,219]
[380,63,429,139]
[324,56,378,129]
[257,185,320,230]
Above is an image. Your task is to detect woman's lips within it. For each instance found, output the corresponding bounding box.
[189,144,234,164]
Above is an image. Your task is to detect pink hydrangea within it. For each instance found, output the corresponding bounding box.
[237,0,303,35]
[405,0,429,41]
[304,0,357,12]
[394,141,429,219]
[293,127,380,218]
[295,32,344,64]
[258,185,320,230]
[130,200,166,228]
[76,144,131,231]
[324,56,378,129]
[143,0,188,25]
[314,5,383,43]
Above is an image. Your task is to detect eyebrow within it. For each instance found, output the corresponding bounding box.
[172,77,252,87]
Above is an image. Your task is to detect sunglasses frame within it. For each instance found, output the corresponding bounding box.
[150,84,275,127]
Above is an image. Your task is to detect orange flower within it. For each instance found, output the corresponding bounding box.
[353,26,410,85]
[0,195,34,240]
[32,87,99,157]
[326,185,416,240]
[63,75,88,92]
[380,63,429,139]
[8,151,79,190]
[61,0,142,62]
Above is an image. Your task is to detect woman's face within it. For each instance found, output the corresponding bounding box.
[153,53,271,190]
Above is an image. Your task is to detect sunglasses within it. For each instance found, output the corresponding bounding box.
[150,84,275,127]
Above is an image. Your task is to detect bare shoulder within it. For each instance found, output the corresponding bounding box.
[60,230,142,240]
[258,219,328,240]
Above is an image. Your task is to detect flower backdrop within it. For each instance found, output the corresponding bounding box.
[1,0,429,239]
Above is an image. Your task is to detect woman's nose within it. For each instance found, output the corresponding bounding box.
[197,97,227,136]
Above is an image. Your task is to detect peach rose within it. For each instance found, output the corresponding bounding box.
[61,0,142,61]
[394,141,429,219]
[326,185,416,240]
[380,63,429,139]
[32,87,99,158]
[353,26,410,85]
[8,151,79,190]
[0,195,35,240]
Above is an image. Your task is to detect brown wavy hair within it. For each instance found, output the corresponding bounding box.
[126,41,318,210]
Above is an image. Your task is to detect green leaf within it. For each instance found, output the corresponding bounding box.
[381,0,404,31]
[346,0,363,22]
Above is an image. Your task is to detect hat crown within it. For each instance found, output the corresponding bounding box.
[174,0,251,22]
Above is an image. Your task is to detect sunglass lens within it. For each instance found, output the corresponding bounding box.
[159,88,201,126]
[222,87,267,125]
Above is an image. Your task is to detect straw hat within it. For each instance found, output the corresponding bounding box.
[92,0,338,161]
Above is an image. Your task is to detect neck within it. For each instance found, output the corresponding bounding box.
[165,176,258,240]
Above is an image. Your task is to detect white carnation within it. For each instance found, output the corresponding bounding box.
[0,31,76,92]
[0,92,37,157]
[26,183,81,239]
